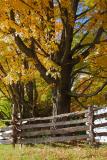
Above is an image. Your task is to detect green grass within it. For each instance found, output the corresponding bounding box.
[0,144,107,160]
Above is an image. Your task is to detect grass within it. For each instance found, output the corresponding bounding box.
[0,143,107,160]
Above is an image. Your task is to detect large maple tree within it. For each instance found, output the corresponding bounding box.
[0,0,107,114]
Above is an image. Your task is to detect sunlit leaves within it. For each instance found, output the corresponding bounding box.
[0,0,107,110]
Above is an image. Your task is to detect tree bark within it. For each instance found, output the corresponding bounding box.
[10,80,38,119]
[52,63,72,115]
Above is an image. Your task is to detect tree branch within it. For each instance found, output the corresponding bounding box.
[73,0,80,16]
[0,63,7,76]
[71,31,89,54]
[10,10,56,84]
[14,35,35,57]
[14,35,56,84]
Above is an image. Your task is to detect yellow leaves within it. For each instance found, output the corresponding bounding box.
[61,0,73,10]
[96,42,107,53]
[0,41,8,50]
[0,40,17,61]
[37,37,58,57]
[54,5,60,18]
[46,66,61,79]
[41,0,50,8]
[3,71,19,85]
[85,0,95,7]
[1,51,16,58]
[21,68,36,83]
[0,0,106,84]
[0,41,24,85]
[87,42,107,77]
[49,40,59,52]
[0,1,9,14]
[55,21,63,33]
[1,54,36,85]
[86,0,107,30]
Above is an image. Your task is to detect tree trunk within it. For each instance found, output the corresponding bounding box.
[56,89,71,114]
[52,64,72,115]
[10,80,38,119]
[22,80,38,118]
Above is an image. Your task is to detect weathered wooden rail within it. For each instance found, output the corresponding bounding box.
[1,106,107,145]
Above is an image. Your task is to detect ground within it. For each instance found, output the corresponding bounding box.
[0,143,107,160]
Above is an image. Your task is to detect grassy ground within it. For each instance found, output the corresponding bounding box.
[0,143,107,160]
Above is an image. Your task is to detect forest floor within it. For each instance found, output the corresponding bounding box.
[0,143,107,160]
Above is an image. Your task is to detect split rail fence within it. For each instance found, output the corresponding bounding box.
[0,106,107,145]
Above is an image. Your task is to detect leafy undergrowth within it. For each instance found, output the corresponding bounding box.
[0,143,107,160]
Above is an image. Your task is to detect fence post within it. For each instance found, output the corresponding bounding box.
[12,103,18,147]
[19,104,22,147]
[51,90,57,130]
[87,106,95,145]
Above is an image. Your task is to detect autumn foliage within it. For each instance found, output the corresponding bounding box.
[0,0,107,117]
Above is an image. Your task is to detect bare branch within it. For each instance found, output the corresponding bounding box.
[72,80,107,98]
[71,66,87,77]
[74,77,92,91]
[74,19,90,35]
[73,27,104,65]
[76,5,96,19]
[80,80,93,94]
[74,97,87,109]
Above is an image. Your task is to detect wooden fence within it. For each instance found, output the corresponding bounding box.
[0,106,107,145]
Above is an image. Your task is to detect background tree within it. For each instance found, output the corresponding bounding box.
[0,37,38,118]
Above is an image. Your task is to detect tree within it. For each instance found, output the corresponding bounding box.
[0,0,107,114]
[0,39,38,118]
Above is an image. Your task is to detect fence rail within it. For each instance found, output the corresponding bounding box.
[18,135,88,144]
[21,118,87,130]
[1,106,107,145]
